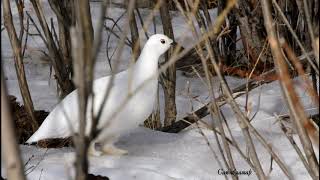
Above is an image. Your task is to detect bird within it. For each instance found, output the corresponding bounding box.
[27,34,175,156]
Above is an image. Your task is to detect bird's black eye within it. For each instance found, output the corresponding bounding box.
[160,39,165,44]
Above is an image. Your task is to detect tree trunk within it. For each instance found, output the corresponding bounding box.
[236,0,271,70]
[72,0,94,179]
[160,0,177,126]
[226,9,237,65]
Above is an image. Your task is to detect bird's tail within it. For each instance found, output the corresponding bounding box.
[26,130,42,144]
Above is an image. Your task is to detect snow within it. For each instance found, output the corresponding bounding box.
[2,76,318,179]
[1,1,318,180]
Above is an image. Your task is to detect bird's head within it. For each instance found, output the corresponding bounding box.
[144,34,176,56]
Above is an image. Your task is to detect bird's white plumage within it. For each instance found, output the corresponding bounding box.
[27,34,174,155]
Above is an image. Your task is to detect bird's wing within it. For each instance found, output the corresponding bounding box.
[26,90,79,143]
[91,69,131,129]
[92,69,129,90]
[27,69,131,143]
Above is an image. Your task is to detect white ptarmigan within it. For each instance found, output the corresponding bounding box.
[27,34,174,156]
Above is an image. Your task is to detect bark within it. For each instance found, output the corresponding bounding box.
[49,0,75,78]
[161,69,275,133]
[129,9,141,60]
[3,0,39,131]
[225,9,237,65]
[205,35,267,179]
[30,0,74,97]
[160,0,177,126]
[72,0,109,179]
[73,0,94,179]
[107,0,217,10]
[1,71,26,180]
[261,0,319,178]
[236,0,271,70]
[162,51,313,133]
[216,0,227,58]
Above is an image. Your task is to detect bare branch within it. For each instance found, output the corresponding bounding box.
[3,0,38,131]
[1,70,26,180]
[261,0,319,178]
[278,117,316,179]
[302,0,319,65]
[30,0,74,97]
[272,0,319,75]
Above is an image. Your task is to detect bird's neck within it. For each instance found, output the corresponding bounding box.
[132,48,160,88]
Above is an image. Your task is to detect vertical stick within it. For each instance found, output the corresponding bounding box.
[1,71,26,180]
[159,0,177,126]
[261,0,319,178]
[3,0,38,131]
[30,0,74,97]
[73,0,94,179]
[129,8,141,60]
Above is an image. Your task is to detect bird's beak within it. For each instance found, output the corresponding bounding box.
[171,41,177,46]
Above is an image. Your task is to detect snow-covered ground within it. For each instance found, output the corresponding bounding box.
[3,77,318,180]
[1,1,319,180]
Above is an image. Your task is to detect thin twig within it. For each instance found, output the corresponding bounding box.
[4,0,38,131]
[271,0,319,75]
[280,38,319,106]
[261,0,318,178]
[302,0,319,65]
[277,116,316,179]
[136,8,149,39]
